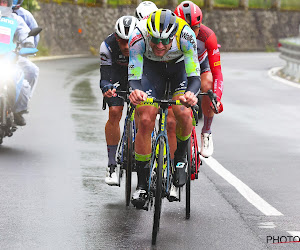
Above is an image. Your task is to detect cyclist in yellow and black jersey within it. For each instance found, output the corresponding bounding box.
[128,9,200,208]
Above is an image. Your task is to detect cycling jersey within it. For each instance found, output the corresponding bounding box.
[128,18,200,95]
[99,33,128,107]
[197,24,224,102]
[0,13,33,54]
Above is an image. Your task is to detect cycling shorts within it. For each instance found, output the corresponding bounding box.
[140,58,187,99]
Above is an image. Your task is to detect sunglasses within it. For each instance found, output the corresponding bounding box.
[117,38,129,45]
[191,24,201,30]
[151,36,172,45]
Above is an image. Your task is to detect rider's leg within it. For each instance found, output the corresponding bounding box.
[105,105,123,162]
[17,56,39,98]
[166,108,177,160]
[168,98,193,200]
[134,105,157,185]
[132,105,157,208]
[13,68,31,126]
[104,102,123,185]
[200,71,214,157]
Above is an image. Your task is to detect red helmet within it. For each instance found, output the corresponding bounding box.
[174,1,202,27]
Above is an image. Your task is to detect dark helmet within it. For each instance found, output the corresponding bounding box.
[12,0,23,10]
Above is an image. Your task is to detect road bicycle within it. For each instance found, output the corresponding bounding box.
[102,90,136,206]
[141,90,218,245]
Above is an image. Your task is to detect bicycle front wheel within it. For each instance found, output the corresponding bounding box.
[152,137,164,245]
[186,137,191,219]
[125,120,133,206]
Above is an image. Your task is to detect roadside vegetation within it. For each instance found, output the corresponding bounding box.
[37,0,300,10]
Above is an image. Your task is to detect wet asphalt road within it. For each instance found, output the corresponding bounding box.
[0,53,300,249]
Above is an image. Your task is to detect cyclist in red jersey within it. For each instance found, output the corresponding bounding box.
[174,1,224,158]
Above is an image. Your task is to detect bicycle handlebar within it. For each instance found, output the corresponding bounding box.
[199,90,219,114]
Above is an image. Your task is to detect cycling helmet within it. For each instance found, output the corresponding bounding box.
[174,1,202,26]
[115,16,138,40]
[0,0,13,17]
[135,1,158,21]
[12,0,23,9]
[147,9,178,39]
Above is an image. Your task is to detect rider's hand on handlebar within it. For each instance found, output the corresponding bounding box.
[210,101,223,114]
[129,89,147,106]
[179,91,198,107]
[103,88,116,98]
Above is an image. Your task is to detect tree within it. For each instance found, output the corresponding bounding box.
[22,0,40,12]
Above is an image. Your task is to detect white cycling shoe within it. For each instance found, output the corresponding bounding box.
[105,164,119,186]
[168,184,179,202]
[200,133,214,158]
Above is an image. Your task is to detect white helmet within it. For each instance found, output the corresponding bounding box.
[115,16,138,40]
[135,1,158,21]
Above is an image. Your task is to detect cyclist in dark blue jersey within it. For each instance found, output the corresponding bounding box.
[99,16,138,186]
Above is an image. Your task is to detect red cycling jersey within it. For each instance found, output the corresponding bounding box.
[197,24,224,102]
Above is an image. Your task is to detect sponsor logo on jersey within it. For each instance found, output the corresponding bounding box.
[100,52,109,61]
[0,18,14,25]
[212,48,219,55]
[214,61,221,67]
[129,34,142,47]
[181,32,196,50]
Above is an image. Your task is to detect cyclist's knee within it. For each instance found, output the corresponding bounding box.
[174,106,191,124]
[167,116,176,133]
[138,108,156,133]
[200,72,213,93]
[108,106,123,123]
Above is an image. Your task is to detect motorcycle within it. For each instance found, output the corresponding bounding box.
[0,27,42,145]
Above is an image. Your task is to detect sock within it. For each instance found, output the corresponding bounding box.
[174,134,191,163]
[135,159,150,189]
[107,145,118,166]
[202,115,213,134]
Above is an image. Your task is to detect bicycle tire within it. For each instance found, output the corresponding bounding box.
[125,119,133,206]
[186,137,191,219]
[152,137,164,245]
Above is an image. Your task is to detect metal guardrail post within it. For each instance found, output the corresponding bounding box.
[279,37,300,82]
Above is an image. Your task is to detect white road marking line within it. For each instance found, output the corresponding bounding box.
[202,157,283,216]
[268,67,300,89]
[287,231,300,237]
[258,222,276,229]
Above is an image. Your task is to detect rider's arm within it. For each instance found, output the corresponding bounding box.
[12,14,34,47]
[16,7,40,47]
[128,27,145,91]
[99,41,114,93]
[202,27,224,102]
[180,25,201,95]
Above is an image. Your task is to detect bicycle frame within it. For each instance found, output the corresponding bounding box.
[117,104,135,168]
[147,102,173,196]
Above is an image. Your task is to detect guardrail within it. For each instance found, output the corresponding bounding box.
[279,37,300,81]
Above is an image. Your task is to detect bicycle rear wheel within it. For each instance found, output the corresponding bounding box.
[152,137,164,245]
[125,120,133,206]
[186,137,191,219]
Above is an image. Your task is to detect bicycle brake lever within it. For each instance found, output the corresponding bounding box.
[191,105,199,126]
[102,98,107,110]
[207,90,219,114]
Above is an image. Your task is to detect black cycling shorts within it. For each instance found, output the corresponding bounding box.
[140,58,187,99]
